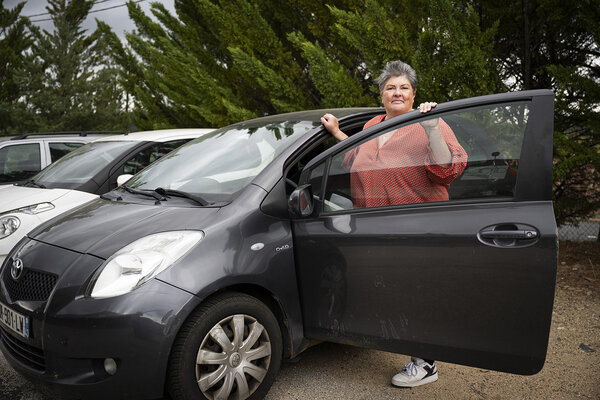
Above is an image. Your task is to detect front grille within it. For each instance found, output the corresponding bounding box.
[0,327,45,371]
[2,267,58,302]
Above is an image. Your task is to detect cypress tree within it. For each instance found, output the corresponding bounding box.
[411,0,501,102]
[475,0,600,224]
[0,0,34,134]
[102,0,597,223]
[21,0,128,132]
[101,0,365,129]
[291,0,500,106]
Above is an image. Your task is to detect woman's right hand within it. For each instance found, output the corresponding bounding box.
[321,113,348,142]
[321,113,339,132]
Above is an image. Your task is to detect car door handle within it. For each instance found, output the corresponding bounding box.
[479,230,538,239]
[478,224,539,248]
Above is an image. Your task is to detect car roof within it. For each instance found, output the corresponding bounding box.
[0,135,106,144]
[225,107,383,127]
[0,131,124,142]
[93,128,215,143]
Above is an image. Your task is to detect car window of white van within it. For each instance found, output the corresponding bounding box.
[0,143,41,183]
[49,142,84,162]
[34,141,138,184]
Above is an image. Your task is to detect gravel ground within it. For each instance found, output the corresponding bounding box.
[1,241,598,400]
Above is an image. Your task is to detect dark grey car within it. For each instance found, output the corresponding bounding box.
[0,90,557,400]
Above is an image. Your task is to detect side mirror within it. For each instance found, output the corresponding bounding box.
[288,184,314,218]
[117,174,133,186]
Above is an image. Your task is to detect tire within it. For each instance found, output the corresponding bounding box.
[167,292,283,400]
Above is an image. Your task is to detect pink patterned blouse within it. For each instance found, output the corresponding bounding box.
[342,115,467,208]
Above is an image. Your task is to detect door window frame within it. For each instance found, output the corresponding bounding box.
[296,90,554,217]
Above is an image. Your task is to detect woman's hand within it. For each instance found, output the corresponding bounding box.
[321,113,348,142]
[419,102,440,131]
[418,102,437,113]
[419,102,439,129]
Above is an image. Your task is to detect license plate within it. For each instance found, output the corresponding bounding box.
[0,301,29,339]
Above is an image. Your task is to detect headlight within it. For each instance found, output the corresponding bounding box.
[89,230,204,299]
[0,202,55,240]
[0,216,20,239]
[16,202,55,215]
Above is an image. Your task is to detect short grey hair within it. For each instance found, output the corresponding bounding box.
[376,60,418,94]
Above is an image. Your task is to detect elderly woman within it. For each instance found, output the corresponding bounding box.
[321,60,467,388]
[322,60,467,208]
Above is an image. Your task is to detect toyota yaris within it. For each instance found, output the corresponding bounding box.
[0,91,557,400]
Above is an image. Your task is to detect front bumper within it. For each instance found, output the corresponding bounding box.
[0,239,201,400]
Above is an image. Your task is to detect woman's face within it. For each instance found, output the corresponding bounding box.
[381,75,416,118]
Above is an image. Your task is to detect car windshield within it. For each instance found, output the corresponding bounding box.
[126,119,319,202]
[34,141,138,185]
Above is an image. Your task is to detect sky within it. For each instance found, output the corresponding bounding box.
[6,0,176,40]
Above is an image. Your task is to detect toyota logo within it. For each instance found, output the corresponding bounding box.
[11,258,24,281]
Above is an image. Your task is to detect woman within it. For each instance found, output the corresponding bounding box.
[321,60,466,209]
[320,60,467,388]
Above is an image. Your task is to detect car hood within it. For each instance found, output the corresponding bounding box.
[0,185,96,213]
[28,197,222,259]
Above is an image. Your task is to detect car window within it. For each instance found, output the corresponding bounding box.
[321,102,529,212]
[127,120,319,201]
[123,140,189,175]
[34,141,138,184]
[48,142,85,162]
[308,162,326,200]
[284,123,368,196]
[0,143,41,183]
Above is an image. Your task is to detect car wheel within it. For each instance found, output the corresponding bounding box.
[167,292,282,400]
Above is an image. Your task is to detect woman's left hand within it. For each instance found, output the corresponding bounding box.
[418,102,437,113]
[419,102,439,129]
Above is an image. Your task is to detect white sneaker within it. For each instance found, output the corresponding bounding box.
[391,357,438,388]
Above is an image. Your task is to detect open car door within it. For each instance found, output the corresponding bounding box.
[290,90,557,374]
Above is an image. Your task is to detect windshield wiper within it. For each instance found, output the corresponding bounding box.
[17,180,46,189]
[154,187,209,206]
[122,185,166,202]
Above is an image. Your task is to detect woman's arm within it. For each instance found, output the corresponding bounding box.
[418,102,452,167]
[321,113,348,142]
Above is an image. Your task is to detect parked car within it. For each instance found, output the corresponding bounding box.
[0,129,213,265]
[0,131,120,186]
[0,91,557,400]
